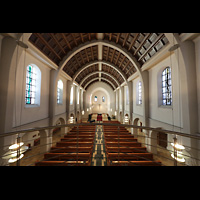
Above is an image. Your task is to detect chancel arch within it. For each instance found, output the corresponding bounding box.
[80,71,120,88]
[84,77,116,90]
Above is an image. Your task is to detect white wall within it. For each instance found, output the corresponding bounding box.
[84,81,115,116]
[92,90,108,113]
[148,54,182,129]
[55,76,67,116]
[133,77,143,117]
[194,36,200,133]
[12,50,50,127]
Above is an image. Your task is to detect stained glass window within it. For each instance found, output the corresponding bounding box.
[94,96,97,102]
[102,96,105,102]
[162,67,172,105]
[25,65,36,104]
[138,81,142,105]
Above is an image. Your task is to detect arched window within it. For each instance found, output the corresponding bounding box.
[77,90,79,104]
[137,81,142,105]
[102,96,105,102]
[70,86,73,105]
[25,64,41,105]
[57,79,63,104]
[94,96,97,102]
[162,67,172,105]
[126,86,129,105]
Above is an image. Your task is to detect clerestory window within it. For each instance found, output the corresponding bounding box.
[25,64,41,105]
[162,67,172,106]
[57,79,63,104]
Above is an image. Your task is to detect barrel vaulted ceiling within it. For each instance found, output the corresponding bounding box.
[29,33,169,90]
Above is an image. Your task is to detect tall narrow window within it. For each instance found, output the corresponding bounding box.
[126,86,129,105]
[70,86,73,105]
[77,90,79,104]
[162,67,172,105]
[102,96,105,102]
[25,64,41,105]
[137,81,142,105]
[57,79,63,104]
[94,96,97,102]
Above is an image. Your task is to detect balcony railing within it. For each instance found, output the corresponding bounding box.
[0,122,199,166]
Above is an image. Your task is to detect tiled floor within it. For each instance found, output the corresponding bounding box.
[91,124,107,166]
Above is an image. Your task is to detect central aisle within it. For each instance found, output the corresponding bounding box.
[91,124,107,166]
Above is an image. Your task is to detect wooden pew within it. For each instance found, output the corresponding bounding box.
[104,129,129,132]
[69,130,95,133]
[50,146,93,153]
[35,160,89,166]
[104,135,135,138]
[105,141,142,147]
[106,146,147,153]
[35,123,96,166]
[107,152,153,161]
[104,131,130,134]
[56,141,93,147]
[65,134,95,138]
[105,138,138,142]
[108,160,162,166]
[103,123,162,166]
[44,152,91,161]
[61,138,94,142]
[68,131,96,134]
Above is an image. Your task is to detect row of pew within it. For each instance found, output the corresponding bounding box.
[103,121,162,166]
[35,125,96,166]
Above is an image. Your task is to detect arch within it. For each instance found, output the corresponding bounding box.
[80,71,120,87]
[84,77,116,90]
[72,60,127,84]
[53,117,66,136]
[119,112,123,123]
[133,118,140,136]
[39,130,49,153]
[149,127,162,155]
[76,111,80,123]
[91,90,108,113]
[45,38,147,127]
[87,86,111,114]
[124,113,129,124]
[58,117,65,125]
[69,113,75,123]
[58,40,142,79]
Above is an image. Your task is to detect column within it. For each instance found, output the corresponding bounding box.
[0,36,23,165]
[49,69,59,126]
